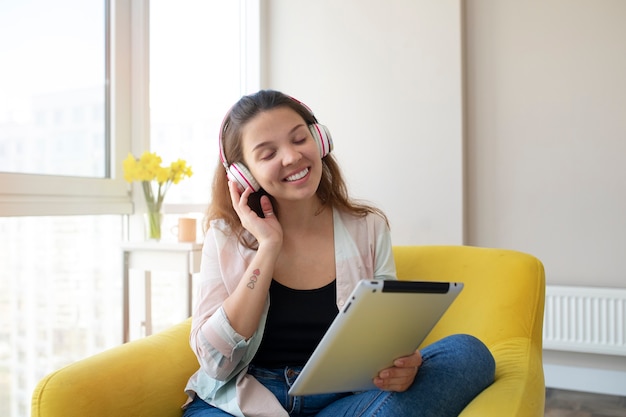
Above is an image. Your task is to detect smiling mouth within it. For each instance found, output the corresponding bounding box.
[285,168,309,182]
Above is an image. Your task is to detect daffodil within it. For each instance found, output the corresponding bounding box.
[123,151,193,239]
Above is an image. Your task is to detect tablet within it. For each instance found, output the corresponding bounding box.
[287,279,463,396]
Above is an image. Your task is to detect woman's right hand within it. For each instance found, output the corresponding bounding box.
[228,181,283,250]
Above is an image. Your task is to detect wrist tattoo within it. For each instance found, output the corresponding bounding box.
[247,268,260,289]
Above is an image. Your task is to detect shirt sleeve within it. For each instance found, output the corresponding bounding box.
[372,213,397,280]
[188,225,257,381]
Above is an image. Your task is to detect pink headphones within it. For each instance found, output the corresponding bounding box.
[219,96,334,192]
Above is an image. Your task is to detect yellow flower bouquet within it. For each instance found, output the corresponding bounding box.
[123,151,193,240]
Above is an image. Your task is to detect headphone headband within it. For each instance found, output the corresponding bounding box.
[218,109,232,170]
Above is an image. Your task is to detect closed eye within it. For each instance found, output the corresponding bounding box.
[259,150,276,160]
[293,137,307,145]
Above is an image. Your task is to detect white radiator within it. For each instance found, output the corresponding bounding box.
[543,285,626,356]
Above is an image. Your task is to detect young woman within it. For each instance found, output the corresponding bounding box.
[183,90,495,417]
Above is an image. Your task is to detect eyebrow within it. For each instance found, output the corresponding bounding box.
[251,123,307,152]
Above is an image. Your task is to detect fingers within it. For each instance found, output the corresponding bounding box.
[229,181,253,215]
[227,181,282,249]
[259,195,275,218]
[229,182,277,221]
[373,366,418,392]
[373,350,422,392]
[394,349,423,369]
[228,180,242,205]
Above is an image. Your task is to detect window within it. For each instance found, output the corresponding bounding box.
[0,216,123,417]
[0,1,107,178]
[150,0,260,212]
[0,0,131,217]
[0,2,259,416]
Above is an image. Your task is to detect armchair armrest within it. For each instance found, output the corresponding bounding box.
[32,319,198,417]
[460,338,545,416]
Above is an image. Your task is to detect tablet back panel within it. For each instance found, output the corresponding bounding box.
[288,280,463,396]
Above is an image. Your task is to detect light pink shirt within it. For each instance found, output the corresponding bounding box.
[184,208,396,417]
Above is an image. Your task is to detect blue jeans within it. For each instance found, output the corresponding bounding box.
[183,334,495,417]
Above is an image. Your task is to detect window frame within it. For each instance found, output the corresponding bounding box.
[0,0,260,217]
[0,0,135,217]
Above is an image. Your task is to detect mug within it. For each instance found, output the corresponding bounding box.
[172,217,197,242]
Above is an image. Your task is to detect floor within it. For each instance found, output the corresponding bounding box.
[545,388,626,417]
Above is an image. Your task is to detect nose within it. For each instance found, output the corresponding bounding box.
[281,145,302,166]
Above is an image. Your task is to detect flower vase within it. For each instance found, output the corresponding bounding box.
[144,209,164,241]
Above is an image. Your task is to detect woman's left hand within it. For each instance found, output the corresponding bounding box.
[373,349,423,392]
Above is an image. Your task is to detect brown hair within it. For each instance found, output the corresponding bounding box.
[205,90,388,248]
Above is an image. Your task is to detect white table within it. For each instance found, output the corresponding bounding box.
[121,241,202,342]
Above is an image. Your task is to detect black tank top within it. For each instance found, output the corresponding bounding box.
[251,279,338,368]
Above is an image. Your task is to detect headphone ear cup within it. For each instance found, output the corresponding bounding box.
[227,162,261,192]
[309,124,334,158]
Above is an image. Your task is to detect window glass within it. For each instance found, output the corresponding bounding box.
[0,215,123,417]
[149,0,244,206]
[0,1,107,177]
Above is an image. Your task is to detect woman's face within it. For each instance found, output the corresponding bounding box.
[240,106,323,204]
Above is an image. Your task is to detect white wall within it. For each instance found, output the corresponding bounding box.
[465,0,626,289]
[464,0,626,396]
[261,0,626,395]
[262,0,465,245]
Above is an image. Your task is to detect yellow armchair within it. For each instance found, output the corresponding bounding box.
[394,246,546,416]
[32,245,545,417]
